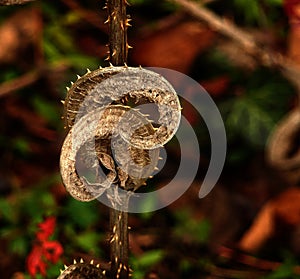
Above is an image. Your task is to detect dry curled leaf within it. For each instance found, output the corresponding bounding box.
[58,261,107,279]
[60,66,181,202]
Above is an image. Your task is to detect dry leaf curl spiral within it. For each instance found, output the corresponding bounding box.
[60,66,181,202]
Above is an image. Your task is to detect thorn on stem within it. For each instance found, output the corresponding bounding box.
[125,18,132,27]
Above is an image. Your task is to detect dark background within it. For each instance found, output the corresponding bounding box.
[0,0,299,278]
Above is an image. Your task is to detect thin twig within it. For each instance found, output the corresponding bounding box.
[0,70,39,98]
[0,63,69,98]
[169,0,300,91]
[218,246,300,275]
[207,265,266,279]
[106,0,130,278]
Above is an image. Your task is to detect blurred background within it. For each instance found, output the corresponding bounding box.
[0,0,299,278]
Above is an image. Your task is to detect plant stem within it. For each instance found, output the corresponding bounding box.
[107,0,128,66]
[109,201,129,279]
[106,0,130,278]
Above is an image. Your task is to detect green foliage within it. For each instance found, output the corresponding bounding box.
[179,258,193,273]
[64,198,99,229]
[42,2,100,71]
[0,176,102,272]
[61,198,103,256]
[137,193,156,219]
[233,0,263,25]
[225,96,274,147]
[265,0,283,5]
[1,68,20,82]
[173,210,211,244]
[12,137,30,156]
[10,235,29,256]
[234,0,284,25]
[265,254,299,279]
[130,250,164,279]
[196,49,295,165]
[0,198,16,223]
[74,231,103,255]
[46,260,65,278]
[129,0,151,5]
[32,96,61,127]
[221,68,294,148]
[20,186,57,220]
[206,0,285,27]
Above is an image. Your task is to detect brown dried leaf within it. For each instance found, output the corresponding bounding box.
[200,75,230,97]
[129,233,156,255]
[0,8,42,64]
[287,2,300,64]
[273,187,300,226]
[238,200,275,252]
[239,187,300,252]
[131,21,215,73]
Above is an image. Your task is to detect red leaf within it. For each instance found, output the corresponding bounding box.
[42,240,64,263]
[26,245,47,277]
[36,216,56,242]
[26,216,63,277]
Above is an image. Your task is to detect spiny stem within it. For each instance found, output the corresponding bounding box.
[106,0,130,278]
[109,201,129,279]
[107,0,128,65]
